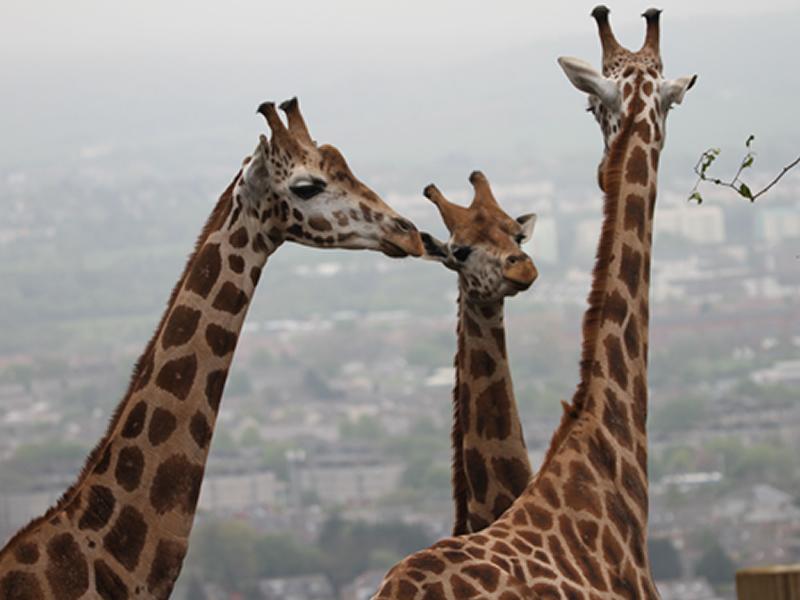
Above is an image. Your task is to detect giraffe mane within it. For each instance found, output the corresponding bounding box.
[0,170,241,558]
[449,292,469,535]
[538,73,644,471]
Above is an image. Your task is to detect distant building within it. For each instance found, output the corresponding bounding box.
[750,360,800,385]
[258,574,335,600]
[198,470,286,513]
[756,206,800,244]
[294,443,404,506]
[657,579,722,600]
[658,204,726,244]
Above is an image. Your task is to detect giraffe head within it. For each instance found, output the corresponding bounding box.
[240,98,424,257]
[420,171,538,304]
[558,6,697,189]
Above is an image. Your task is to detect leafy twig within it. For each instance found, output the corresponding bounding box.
[688,135,800,204]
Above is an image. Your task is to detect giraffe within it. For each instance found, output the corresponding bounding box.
[419,171,537,536]
[0,98,423,600]
[372,7,696,599]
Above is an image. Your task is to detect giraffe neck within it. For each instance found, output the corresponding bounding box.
[515,79,661,591]
[0,170,283,599]
[451,290,532,535]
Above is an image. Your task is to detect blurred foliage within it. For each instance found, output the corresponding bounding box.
[648,537,683,581]
[695,538,737,586]
[179,515,430,596]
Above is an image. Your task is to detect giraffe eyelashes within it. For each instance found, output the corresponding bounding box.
[289,177,327,200]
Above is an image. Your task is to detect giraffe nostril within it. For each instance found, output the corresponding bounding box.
[394,218,416,233]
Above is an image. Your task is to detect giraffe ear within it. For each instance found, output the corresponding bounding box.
[420,232,450,264]
[557,56,620,110]
[516,213,537,244]
[242,135,270,184]
[659,74,698,109]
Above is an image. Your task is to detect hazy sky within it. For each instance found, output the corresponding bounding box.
[3,1,797,58]
[1,1,798,185]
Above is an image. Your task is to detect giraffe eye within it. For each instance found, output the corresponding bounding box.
[452,246,472,262]
[290,177,326,200]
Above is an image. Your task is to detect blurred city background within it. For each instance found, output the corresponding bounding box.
[1,2,798,599]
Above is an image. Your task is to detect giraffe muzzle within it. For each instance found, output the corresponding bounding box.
[503,256,538,290]
[380,218,424,258]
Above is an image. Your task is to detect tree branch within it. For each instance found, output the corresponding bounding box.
[688,135,800,203]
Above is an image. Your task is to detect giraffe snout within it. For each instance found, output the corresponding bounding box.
[380,217,423,258]
[503,255,538,290]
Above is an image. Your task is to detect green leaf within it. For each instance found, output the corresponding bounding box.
[745,134,755,148]
[739,183,753,199]
[689,191,703,204]
[742,154,754,169]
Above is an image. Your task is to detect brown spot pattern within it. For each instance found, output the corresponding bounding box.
[602,388,633,450]
[155,354,197,401]
[205,323,237,356]
[227,254,245,273]
[623,194,646,242]
[462,564,500,593]
[463,313,481,337]
[148,407,177,446]
[470,349,496,379]
[603,335,628,390]
[475,381,512,440]
[618,244,642,298]
[121,401,147,439]
[95,559,129,600]
[103,505,148,571]
[491,456,530,497]
[115,446,145,492]
[308,216,333,232]
[633,120,651,144]
[604,290,628,326]
[190,411,212,449]
[563,460,602,518]
[249,267,263,290]
[632,374,647,433]
[588,428,617,480]
[229,227,249,248]
[0,571,45,600]
[45,533,89,599]
[185,243,221,298]
[95,445,112,474]
[212,282,248,316]
[407,553,446,575]
[465,448,488,503]
[491,328,506,357]
[150,454,204,515]
[624,315,640,360]
[14,543,39,565]
[79,485,115,531]
[205,369,228,414]
[147,539,187,598]
[625,146,649,186]
[162,305,201,350]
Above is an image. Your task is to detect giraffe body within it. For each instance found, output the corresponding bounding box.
[0,99,423,600]
[373,7,696,599]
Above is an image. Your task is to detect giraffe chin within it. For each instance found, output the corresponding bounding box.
[379,240,411,258]
[504,277,533,292]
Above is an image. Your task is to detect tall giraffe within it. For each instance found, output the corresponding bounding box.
[373,7,696,599]
[0,98,423,600]
[420,172,537,535]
